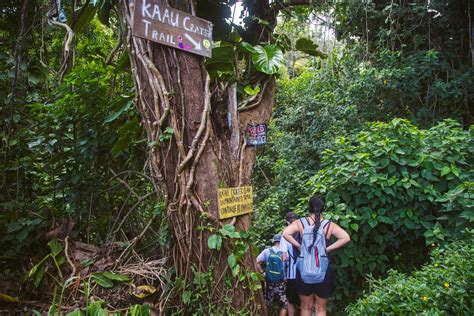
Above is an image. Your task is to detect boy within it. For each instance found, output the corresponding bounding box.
[256,234,288,316]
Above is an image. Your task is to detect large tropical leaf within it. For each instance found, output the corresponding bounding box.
[112,118,140,156]
[251,44,284,75]
[205,44,234,77]
[238,42,257,54]
[295,38,327,58]
[70,3,99,33]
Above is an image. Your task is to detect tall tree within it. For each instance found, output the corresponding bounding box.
[119,0,311,311]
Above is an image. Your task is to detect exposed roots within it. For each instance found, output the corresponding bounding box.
[122,0,215,281]
[120,1,267,313]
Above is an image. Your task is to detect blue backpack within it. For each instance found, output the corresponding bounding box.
[266,248,285,283]
[297,218,331,284]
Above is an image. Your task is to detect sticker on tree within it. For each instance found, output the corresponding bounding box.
[245,124,267,146]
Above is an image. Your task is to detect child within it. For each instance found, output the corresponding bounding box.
[256,234,288,316]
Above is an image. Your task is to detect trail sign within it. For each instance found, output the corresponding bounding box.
[132,0,213,58]
[217,186,253,220]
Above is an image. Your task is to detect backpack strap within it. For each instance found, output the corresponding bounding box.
[324,220,332,240]
[288,248,296,263]
[300,217,309,229]
[320,219,330,231]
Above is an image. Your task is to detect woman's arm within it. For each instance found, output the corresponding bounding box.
[326,222,350,254]
[282,220,301,250]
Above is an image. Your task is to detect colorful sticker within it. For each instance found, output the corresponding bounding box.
[177,35,191,50]
[245,123,267,146]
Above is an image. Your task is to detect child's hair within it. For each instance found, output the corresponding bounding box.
[285,211,298,223]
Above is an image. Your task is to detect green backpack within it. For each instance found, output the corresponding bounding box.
[266,248,285,283]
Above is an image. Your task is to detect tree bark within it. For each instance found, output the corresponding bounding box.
[122,0,275,313]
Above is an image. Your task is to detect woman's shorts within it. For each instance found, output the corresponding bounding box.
[296,268,335,299]
[285,279,300,306]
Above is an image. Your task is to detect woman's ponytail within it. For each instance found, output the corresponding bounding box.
[308,195,325,244]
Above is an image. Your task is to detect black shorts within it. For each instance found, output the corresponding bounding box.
[285,279,300,306]
[296,268,335,299]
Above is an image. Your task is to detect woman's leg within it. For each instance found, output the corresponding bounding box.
[279,307,287,316]
[314,295,328,316]
[287,302,296,316]
[299,294,314,316]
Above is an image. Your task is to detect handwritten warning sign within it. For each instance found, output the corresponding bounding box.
[217,186,253,220]
[245,123,267,146]
[132,0,213,57]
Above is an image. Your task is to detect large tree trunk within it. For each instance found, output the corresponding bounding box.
[122,0,275,313]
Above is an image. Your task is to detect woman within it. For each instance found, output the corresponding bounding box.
[282,195,350,316]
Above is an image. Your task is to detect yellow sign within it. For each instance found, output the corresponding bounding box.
[217,186,253,219]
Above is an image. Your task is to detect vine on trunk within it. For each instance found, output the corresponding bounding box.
[119,0,311,313]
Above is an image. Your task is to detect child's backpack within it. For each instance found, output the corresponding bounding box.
[266,248,285,283]
[297,218,331,284]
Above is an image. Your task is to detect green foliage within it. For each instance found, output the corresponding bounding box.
[252,53,370,248]
[205,44,235,78]
[0,7,168,307]
[254,39,473,261]
[27,239,65,288]
[91,271,131,288]
[251,44,285,75]
[1,0,473,313]
[346,232,474,315]
[173,223,262,314]
[295,38,326,58]
[244,84,260,96]
[302,119,473,303]
[70,2,99,33]
[207,234,222,251]
[254,1,473,233]
[128,303,151,316]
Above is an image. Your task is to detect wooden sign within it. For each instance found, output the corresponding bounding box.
[217,186,253,220]
[132,0,213,58]
[245,123,267,146]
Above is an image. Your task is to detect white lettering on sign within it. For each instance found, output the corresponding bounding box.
[182,16,211,38]
[142,1,180,27]
[142,19,175,44]
[142,19,151,36]
[140,0,210,37]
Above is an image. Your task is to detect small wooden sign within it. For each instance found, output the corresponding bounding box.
[132,0,213,58]
[217,186,253,220]
[245,123,267,146]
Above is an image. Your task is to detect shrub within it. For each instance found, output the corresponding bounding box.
[303,118,473,303]
[346,231,474,315]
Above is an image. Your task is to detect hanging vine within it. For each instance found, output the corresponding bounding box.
[118,0,322,313]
